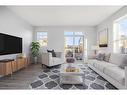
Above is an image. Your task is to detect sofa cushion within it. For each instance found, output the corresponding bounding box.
[109,53,127,69]
[93,61,104,72]
[104,66,125,85]
[88,59,98,66]
[94,61,117,72]
[88,59,116,72]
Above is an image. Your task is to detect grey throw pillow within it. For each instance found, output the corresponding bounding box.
[47,49,56,57]
[96,53,105,61]
[104,53,111,62]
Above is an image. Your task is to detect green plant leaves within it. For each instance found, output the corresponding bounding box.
[31,42,40,57]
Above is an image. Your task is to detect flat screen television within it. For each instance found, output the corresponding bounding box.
[0,33,22,55]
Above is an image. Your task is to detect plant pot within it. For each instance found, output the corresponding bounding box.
[34,57,38,64]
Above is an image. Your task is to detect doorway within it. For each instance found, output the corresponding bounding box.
[64,32,84,61]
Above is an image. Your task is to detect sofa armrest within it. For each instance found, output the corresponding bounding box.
[42,53,52,65]
[125,66,127,89]
[42,53,52,58]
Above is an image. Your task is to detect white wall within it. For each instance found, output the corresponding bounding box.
[96,6,127,53]
[34,26,96,58]
[0,6,97,62]
[0,6,33,60]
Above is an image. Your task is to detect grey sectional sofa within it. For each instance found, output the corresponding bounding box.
[88,53,127,89]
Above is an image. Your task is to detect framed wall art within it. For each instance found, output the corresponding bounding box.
[99,28,108,47]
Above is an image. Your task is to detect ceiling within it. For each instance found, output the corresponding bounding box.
[8,6,122,26]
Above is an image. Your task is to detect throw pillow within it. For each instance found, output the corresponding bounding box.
[96,53,105,61]
[52,50,56,57]
[47,49,52,54]
[47,49,56,57]
[103,53,111,62]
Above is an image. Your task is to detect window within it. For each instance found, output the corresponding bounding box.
[114,16,127,54]
[37,32,47,47]
[64,32,83,36]
[64,32,73,36]
[74,32,83,35]
[64,32,85,61]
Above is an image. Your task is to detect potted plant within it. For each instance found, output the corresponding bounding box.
[31,42,40,63]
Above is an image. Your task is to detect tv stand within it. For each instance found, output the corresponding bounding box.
[0,57,30,77]
[0,59,14,62]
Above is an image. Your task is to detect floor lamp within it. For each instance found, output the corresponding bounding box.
[91,45,99,55]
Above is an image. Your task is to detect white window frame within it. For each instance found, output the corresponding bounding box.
[36,31,48,47]
[113,15,127,54]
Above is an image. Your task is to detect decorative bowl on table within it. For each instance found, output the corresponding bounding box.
[65,67,79,72]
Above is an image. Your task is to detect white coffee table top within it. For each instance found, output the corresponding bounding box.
[60,63,84,75]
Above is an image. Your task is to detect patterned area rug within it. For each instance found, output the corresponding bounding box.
[30,64,117,90]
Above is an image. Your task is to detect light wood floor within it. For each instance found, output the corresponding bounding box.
[0,64,42,89]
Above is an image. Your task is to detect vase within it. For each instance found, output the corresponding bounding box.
[34,57,37,64]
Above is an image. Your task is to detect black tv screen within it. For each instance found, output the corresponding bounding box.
[0,33,22,55]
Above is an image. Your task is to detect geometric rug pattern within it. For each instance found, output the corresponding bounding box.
[30,64,117,90]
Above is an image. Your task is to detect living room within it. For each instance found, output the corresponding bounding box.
[0,2,127,93]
